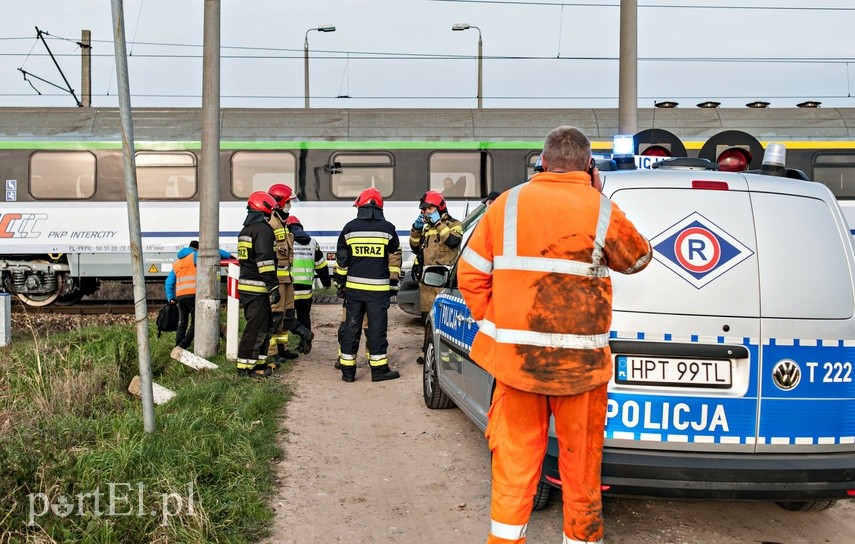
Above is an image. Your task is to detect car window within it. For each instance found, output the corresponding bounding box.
[447,203,487,289]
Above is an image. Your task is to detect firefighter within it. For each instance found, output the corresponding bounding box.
[457,126,652,544]
[236,191,280,378]
[335,187,402,383]
[410,190,463,364]
[267,184,315,367]
[286,214,331,332]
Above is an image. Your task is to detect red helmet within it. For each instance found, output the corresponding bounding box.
[268,184,298,209]
[247,191,276,214]
[419,190,446,213]
[285,215,301,226]
[353,187,384,209]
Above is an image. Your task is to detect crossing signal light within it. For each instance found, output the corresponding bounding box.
[633,129,687,159]
[698,130,764,172]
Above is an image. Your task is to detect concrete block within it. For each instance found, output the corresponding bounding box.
[170,346,219,370]
[128,375,176,405]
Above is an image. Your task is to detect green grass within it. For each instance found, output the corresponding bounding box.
[0,317,290,543]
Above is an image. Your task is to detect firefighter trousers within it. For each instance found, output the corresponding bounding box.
[486,381,607,544]
[338,296,390,367]
[237,293,271,364]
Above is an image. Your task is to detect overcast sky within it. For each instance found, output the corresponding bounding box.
[2,0,855,109]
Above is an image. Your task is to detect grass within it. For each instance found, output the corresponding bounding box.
[0,313,290,543]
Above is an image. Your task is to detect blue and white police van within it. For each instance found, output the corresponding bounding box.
[421,146,855,512]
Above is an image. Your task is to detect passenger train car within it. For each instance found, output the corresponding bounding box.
[1,107,854,306]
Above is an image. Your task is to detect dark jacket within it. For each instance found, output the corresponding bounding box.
[237,211,278,295]
[334,205,402,301]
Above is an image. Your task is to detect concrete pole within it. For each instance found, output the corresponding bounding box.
[304,34,310,108]
[195,0,221,359]
[618,0,638,134]
[81,30,91,108]
[110,0,155,433]
[477,32,483,110]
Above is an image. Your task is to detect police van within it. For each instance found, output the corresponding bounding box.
[421,145,855,512]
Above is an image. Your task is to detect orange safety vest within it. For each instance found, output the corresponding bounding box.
[173,253,197,298]
[457,170,652,396]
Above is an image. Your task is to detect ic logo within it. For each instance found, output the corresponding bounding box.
[772,359,801,390]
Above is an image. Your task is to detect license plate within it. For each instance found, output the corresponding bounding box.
[615,355,732,388]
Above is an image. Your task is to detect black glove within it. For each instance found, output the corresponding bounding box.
[336,286,346,299]
[269,288,281,305]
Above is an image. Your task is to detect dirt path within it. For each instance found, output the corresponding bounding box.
[263,302,855,544]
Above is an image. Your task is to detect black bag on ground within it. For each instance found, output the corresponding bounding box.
[156,303,179,337]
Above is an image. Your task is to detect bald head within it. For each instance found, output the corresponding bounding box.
[542,126,591,173]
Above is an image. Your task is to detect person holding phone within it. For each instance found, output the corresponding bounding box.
[457,126,651,544]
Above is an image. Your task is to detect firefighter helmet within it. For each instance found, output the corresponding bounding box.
[285,215,301,226]
[419,190,447,213]
[247,191,276,214]
[353,187,384,209]
[268,184,298,209]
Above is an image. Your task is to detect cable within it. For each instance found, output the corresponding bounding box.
[424,0,855,10]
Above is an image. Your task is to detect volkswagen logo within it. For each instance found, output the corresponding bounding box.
[772,359,801,390]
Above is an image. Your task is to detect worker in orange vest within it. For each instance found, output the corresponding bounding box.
[165,239,232,350]
[457,126,652,544]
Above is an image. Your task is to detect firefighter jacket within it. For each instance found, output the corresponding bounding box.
[457,171,652,396]
[409,212,463,268]
[268,212,294,285]
[334,205,402,302]
[238,212,278,296]
[292,237,331,301]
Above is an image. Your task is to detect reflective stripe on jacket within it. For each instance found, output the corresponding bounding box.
[457,171,652,396]
[173,252,197,298]
[268,213,294,284]
[335,215,402,298]
[238,214,278,295]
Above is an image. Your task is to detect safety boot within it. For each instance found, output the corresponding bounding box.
[277,343,300,361]
[294,325,315,354]
[341,366,356,383]
[237,366,272,379]
[370,364,400,382]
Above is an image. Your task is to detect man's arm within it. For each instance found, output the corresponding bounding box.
[456,217,494,321]
[604,202,652,275]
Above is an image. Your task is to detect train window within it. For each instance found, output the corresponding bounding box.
[813,153,855,199]
[30,151,96,199]
[525,151,541,179]
[429,151,491,199]
[330,153,394,199]
[135,152,197,199]
[231,151,296,198]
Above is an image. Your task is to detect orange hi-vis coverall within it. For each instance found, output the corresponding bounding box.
[457,170,652,544]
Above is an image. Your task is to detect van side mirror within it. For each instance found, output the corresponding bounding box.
[422,265,451,287]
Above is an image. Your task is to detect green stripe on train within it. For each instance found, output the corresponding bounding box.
[0,140,614,151]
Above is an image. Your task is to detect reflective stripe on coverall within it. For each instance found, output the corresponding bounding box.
[457,174,651,543]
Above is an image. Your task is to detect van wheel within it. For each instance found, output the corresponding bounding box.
[532,480,553,511]
[423,325,454,409]
[775,500,836,512]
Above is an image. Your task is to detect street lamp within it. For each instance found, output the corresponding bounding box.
[304,25,335,108]
[452,23,482,109]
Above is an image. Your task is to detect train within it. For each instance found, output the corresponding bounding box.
[1,106,854,306]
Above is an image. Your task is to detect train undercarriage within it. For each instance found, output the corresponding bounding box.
[0,256,100,307]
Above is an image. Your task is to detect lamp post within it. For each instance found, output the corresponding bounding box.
[452,23,482,109]
[304,25,335,108]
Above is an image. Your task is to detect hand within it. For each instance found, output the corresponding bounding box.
[591,167,603,193]
[269,288,281,305]
[169,299,177,304]
[336,286,346,299]
[413,215,425,230]
[428,210,441,224]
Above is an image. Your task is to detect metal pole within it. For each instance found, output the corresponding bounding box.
[477,31,483,110]
[618,0,638,134]
[196,0,221,358]
[81,30,91,108]
[110,0,155,433]
[304,32,310,109]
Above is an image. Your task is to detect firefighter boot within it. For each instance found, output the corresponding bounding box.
[295,325,315,354]
[370,364,400,382]
[277,343,300,361]
[341,366,356,383]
